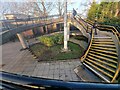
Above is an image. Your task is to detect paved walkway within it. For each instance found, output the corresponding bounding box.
[1,41,81,81]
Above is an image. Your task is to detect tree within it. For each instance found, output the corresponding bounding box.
[87,1,120,25]
[87,2,99,20]
[36,0,55,16]
[0,2,36,16]
[0,1,55,18]
[0,2,11,19]
[54,0,64,16]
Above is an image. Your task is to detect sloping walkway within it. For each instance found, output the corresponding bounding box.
[69,38,88,50]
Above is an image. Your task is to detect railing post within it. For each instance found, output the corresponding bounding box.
[6,22,10,30]
[31,18,34,24]
[25,20,27,26]
[91,27,92,35]
[45,26,48,34]
[14,18,18,27]
[3,22,8,30]
[39,17,41,23]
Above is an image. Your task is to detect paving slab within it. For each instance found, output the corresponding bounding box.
[2,41,82,81]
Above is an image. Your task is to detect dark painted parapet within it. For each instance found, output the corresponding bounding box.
[0,71,119,90]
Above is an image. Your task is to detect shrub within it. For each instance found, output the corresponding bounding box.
[38,33,63,47]
[38,36,55,47]
[51,34,59,44]
[52,34,64,44]
[57,34,64,44]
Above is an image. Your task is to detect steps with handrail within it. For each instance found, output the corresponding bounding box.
[74,15,120,83]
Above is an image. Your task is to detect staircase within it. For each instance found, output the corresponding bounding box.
[71,15,120,83]
[82,36,118,83]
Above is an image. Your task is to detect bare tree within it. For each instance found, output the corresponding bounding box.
[0,1,57,19]
[27,1,55,17]
[78,1,93,18]
[55,0,64,16]
[38,0,55,16]
[0,2,11,19]
[54,0,75,16]
[1,2,34,15]
[32,2,43,17]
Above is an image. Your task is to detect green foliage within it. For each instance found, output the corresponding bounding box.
[87,2,99,20]
[54,34,64,44]
[87,2,120,25]
[38,36,55,47]
[38,33,63,47]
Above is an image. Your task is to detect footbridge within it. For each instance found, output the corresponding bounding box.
[1,13,89,44]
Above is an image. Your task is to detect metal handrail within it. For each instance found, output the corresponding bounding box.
[71,15,94,62]
[0,14,60,22]
[0,71,119,90]
[0,14,60,31]
[80,29,94,62]
[77,17,120,82]
[77,15,93,26]
[96,25,120,82]
[74,17,87,31]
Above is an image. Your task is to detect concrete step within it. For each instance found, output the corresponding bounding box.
[93,37,112,39]
[91,44,116,48]
[89,50,117,60]
[90,48,117,55]
[88,53,117,64]
[83,62,112,83]
[93,39,113,42]
[92,42,114,44]
[85,58,115,73]
[90,47,116,52]
[84,60,114,79]
[86,55,117,68]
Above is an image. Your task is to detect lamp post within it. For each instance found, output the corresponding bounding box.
[63,0,68,51]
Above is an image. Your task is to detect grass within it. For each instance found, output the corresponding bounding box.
[30,42,84,61]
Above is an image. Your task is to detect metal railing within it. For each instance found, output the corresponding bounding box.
[80,29,94,62]
[96,25,120,82]
[75,17,120,82]
[69,14,95,62]
[0,14,60,31]
[0,71,119,90]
